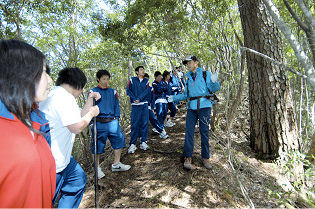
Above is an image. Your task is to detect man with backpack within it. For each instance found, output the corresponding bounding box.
[168,56,220,170]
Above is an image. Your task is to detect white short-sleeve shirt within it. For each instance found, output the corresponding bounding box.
[39,86,81,173]
[178,71,184,79]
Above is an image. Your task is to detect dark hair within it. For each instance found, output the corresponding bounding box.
[46,64,51,75]
[0,39,45,131]
[96,69,111,80]
[154,71,162,78]
[135,66,144,72]
[175,66,182,70]
[56,67,87,90]
[144,73,149,78]
[163,70,170,80]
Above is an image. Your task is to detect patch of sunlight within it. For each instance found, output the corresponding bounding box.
[142,186,168,198]
[211,153,221,163]
[184,186,196,193]
[205,190,221,204]
[171,192,191,208]
[111,196,130,207]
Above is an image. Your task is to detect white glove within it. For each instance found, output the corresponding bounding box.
[167,95,174,103]
[211,71,218,83]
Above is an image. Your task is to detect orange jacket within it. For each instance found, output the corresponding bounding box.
[0,102,56,208]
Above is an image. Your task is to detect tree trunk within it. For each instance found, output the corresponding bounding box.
[128,58,133,81]
[261,0,315,92]
[68,5,77,66]
[238,0,299,159]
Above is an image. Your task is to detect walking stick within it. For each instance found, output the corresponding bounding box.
[93,98,99,208]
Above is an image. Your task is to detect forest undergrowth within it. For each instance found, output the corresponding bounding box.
[75,98,305,208]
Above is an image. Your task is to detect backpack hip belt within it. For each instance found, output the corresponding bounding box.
[189,95,217,110]
[186,70,219,110]
[188,95,216,101]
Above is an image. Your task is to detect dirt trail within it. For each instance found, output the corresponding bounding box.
[80,105,283,208]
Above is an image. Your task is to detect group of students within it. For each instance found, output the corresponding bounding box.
[0,39,220,208]
[0,40,129,208]
[126,66,185,154]
[126,56,220,171]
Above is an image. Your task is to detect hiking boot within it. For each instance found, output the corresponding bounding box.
[128,144,137,154]
[183,158,194,170]
[140,142,149,150]
[97,166,105,179]
[152,128,160,134]
[112,162,131,172]
[203,159,212,170]
[159,129,169,139]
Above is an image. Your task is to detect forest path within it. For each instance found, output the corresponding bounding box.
[80,104,283,208]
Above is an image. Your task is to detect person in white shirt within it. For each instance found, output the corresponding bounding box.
[39,67,100,208]
[177,66,186,91]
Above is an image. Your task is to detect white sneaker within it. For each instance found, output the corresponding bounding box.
[159,129,169,139]
[160,132,169,139]
[97,166,105,179]
[128,144,137,154]
[140,142,149,150]
[152,128,160,134]
[168,119,176,126]
[112,162,131,172]
[165,121,174,127]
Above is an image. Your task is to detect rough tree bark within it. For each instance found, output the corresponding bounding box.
[262,0,315,92]
[238,0,299,159]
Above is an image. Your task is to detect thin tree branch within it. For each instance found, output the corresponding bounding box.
[241,46,307,78]
[224,81,255,209]
[229,12,244,46]
[283,0,309,32]
[141,51,182,60]
[294,0,315,27]
[261,0,315,92]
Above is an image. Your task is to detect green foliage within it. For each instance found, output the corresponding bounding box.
[268,151,315,207]
[267,188,294,206]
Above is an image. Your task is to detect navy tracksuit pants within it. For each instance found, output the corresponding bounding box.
[149,108,163,133]
[183,107,211,159]
[130,104,149,145]
[155,103,168,131]
[53,157,86,208]
[168,102,177,117]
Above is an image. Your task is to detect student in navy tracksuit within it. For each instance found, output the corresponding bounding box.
[169,56,220,170]
[170,67,184,94]
[177,66,186,89]
[152,71,169,134]
[144,73,168,139]
[163,70,177,127]
[126,66,150,153]
[89,70,131,178]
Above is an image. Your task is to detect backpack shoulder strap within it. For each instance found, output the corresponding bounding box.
[203,71,207,81]
[186,79,189,97]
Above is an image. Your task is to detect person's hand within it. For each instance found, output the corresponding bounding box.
[90,105,99,117]
[89,92,101,101]
[134,100,140,104]
[211,71,218,83]
[167,95,173,103]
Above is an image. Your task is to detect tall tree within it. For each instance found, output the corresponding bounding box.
[261,0,315,92]
[237,0,299,158]
[0,0,27,40]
